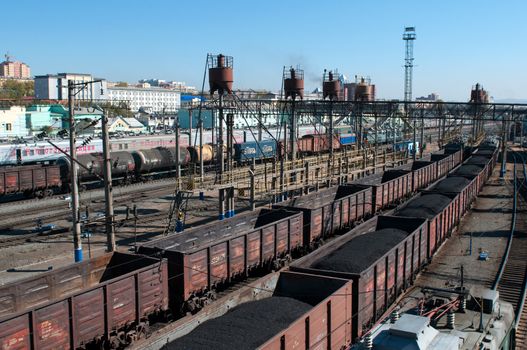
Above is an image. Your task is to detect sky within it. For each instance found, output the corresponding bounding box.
[3,0,527,101]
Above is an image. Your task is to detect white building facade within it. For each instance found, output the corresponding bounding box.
[107,86,181,112]
[34,73,107,100]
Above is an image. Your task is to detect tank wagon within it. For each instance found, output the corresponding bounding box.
[164,271,354,350]
[0,164,61,198]
[0,252,169,349]
[273,184,373,248]
[290,215,428,340]
[138,208,303,314]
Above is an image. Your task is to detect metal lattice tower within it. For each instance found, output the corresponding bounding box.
[403,27,416,101]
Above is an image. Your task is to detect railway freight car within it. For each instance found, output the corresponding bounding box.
[57,150,136,183]
[394,193,457,259]
[137,208,303,314]
[0,252,169,349]
[273,184,373,248]
[0,164,61,198]
[132,146,190,174]
[394,159,438,192]
[428,176,477,220]
[290,215,428,340]
[164,271,353,350]
[297,134,340,154]
[234,140,277,163]
[352,169,413,212]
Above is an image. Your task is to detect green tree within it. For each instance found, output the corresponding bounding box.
[0,80,34,100]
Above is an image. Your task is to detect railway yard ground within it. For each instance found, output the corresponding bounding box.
[0,180,262,285]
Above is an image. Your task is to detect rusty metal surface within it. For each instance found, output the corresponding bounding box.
[0,253,169,349]
[290,215,427,339]
[138,209,303,308]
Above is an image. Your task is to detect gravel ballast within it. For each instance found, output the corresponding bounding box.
[165,297,312,350]
[311,228,408,273]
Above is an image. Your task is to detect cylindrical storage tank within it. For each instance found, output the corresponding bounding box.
[209,54,233,95]
[284,67,304,100]
[323,70,340,100]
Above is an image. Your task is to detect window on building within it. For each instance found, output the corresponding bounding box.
[5,123,12,131]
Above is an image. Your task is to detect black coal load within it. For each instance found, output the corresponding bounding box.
[311,228,408,273]
[454,165,484,176]
[433,177,470,193]
[381,170,408,183]
[395,194,452,219]
[165,297,312,350]
[466,156,489,166]
[475,150,495,157]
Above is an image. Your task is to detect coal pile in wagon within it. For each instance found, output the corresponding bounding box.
[395,194,452,219]
[453,165,484,176]
[433,177,470,193]
[381,170,409,183]
[165,297,311,350]
[466,156,490,165]
[311,228,408,273]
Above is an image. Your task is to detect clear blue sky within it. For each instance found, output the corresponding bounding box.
[4,0,527,101]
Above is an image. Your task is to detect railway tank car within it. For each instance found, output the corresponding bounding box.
[57,151,136,183]
[132,146,190,175]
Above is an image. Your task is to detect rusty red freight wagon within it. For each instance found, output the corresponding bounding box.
[0,164,61,197]
[164,271,353,350]
[273,184,373,248]
[395,160,438,191]
[429,175,479,220]
[394,192,458,259]
[290,215,428,340]
[137,208,303,314]
[0,252,169,349]
[352,169,412,212]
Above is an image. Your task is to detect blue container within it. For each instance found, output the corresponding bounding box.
[340,133,356,145]
[234,140,276,162]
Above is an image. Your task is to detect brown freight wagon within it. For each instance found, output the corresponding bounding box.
[394,192,457,259]
[443,144,464,168]
[298,134,340,154]
[451,162,488,193]
[430,175,479,221]
[395,160,438,191]
[290,215,428,340]
[475,146,498,169]
[137,208,303,314]
[430,153,454,179]
[165,271,353,350]
[273,184,373,248]
[0,252,169,349]
[352,169,412,212]
[0,164,61,197]
[465,155,493,182]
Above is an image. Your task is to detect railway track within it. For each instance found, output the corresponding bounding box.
[493,148,527,348]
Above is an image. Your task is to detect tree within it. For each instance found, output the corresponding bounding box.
[0,80,34,101]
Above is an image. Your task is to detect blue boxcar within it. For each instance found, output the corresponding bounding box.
[339,133,357,145]
[234,140,277,162]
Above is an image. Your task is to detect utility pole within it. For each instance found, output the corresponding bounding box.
[68,80,82,262]
[102,109,115,252]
